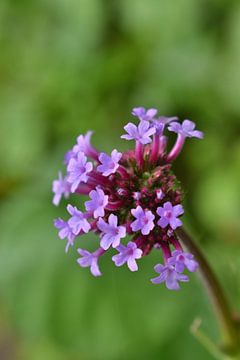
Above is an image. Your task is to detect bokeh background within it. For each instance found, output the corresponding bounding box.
[1,0,240,359]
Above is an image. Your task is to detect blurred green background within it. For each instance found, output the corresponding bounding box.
[1,0,240,359]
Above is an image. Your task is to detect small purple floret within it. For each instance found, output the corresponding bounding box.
[151,263,189,290]
[77,248,102,277]
[85,187,108,218]
[67,204,91,235]
[131,206,155,235]
[157,202,184,230]
[112,241,142,271]
[168,120,204,139]
[121,120,156,144]
[156,116,178,125]
[73,131,94,155]
[152,116,178,135]
[168,250,199,273]
[156,189,165,200]
[54,218,75,252]
[97,214,126,250]
[97,149,122,176]
[132,107,158,121]
[133,191,141,200]
[52,172,70,206]
[67,151,93,193]
[64,150,75,165]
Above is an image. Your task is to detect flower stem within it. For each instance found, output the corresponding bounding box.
[167,133,185,162]
[135,141,144,170]
[175,227,240,356]
[190,318,229,360]
[150,134,160,164]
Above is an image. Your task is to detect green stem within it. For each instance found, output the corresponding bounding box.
[190,318,230,360]
[175,227,239,355]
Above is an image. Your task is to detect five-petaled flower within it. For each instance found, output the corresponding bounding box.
[132,107,157,121]
[97,214,126,250]
[67,204,91,235]
[112,242,142,271]
[53,106,203,290]
[131,206,155,235]
[67,151,93,192]
[72,131,99,160]
[97,149,122,176]
[168,250,199,273]
[77,248,104,277]
[151,263,189,290]
[121,120,156,144]
[151,116,178,135]
[157,202,184,230]
[54,218,75,253]
[168,119,204,139]
[85,187,108,218]
[52,172,70,206]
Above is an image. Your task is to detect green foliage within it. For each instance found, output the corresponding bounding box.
[0,0,240,359]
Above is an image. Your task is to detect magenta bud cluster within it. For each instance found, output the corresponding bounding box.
[53,107,203,290]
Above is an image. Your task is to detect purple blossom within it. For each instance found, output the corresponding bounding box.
[52,172,70,206]
[73,131,96,156]
[97,149,122,176]
[67,204,91,235]
[53,106,204,289]
[64,150,75,165]
[121,120,156,144]
[168,120,204,139]
[152,116,178,135]
[77,248,103,277]
[156,189,165,200]
[64,132,97,165]
[151,263,189,290]
[54,218,75,252]
[132,107,158,121]
[156,116,178,125]
[151,121,164,136]
[168,251,199,273]
[133,191,141,200]
[67,151,93,192]
[131,206,155,235]
[85,187,108,218]
[112,241,142,271]
[157,202,184,230]
[117,188,128,197]
[97,214,126,250]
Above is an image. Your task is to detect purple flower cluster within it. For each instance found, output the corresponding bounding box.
[53,107,203,290]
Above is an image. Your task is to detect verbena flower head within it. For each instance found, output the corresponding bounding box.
[53,106,204,290]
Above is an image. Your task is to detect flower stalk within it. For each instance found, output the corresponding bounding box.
[176,227,240,357]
